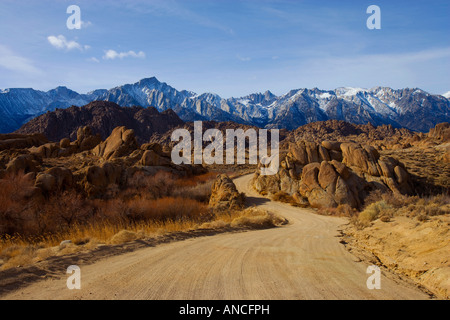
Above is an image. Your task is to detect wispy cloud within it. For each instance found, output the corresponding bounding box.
[237,54,251,62]
[103,49,146,60]
[47,35,90,51]
[0,45,42,74]
[81,20,93,29]
[86,57,100,63]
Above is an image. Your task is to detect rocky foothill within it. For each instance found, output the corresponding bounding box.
[253,121,450,209]
[0,125,205,199]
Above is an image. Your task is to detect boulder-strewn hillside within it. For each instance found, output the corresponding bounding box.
[0,124,205,199]
[252,121,450,209]
[283,120,416,148]
[15,101,184,144]
[1,77,449,133]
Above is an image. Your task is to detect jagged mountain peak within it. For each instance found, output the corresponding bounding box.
[0,77,449,133]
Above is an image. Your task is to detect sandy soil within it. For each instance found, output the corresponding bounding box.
[343,215,449,299]
[1,174,431,300]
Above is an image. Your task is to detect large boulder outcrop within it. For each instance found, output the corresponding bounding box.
[92,126,139,160]
[298,161,364,208]
[138,143,172,167]
[0,133,48,151]
[253,140,414,209]
[209,174,245,210]
[428,122,450,142]
[82,162,124,197]
[75,126,102,152]
[35,167,73,193]
[5,154,41,174]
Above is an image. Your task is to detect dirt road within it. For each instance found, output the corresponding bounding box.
[2,174,430,299]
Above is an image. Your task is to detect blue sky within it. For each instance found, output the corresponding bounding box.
[0,0,449,97]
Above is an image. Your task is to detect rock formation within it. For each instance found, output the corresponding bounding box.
[209,174,245,210]
[16,101,185,144]
[92,126,139,160]
[253,139,414,209]
[0,124,206,198]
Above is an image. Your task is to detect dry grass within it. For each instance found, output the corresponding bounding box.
[381,147,450,194]
[0,207,285,270]
[317,204,358,218]
[0,170,287,270]
[271,191,297,206]
[353,192,450,229]
[199,207,287,230]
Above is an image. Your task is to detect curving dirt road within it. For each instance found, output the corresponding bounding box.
[2,174,430,300]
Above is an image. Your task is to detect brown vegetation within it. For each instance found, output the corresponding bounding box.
[0,170,216,268]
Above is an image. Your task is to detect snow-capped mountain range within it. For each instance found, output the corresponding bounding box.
[0,77,449,133]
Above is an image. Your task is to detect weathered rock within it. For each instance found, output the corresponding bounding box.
[330,160,350,179]
[318,161,338,192]
[289,142,308,165]
[334,176,359,208]
[34,167,73,192]
[329,149,343,162]
[93,126,139,160]
[377,157,396,178]
[32,142,61,158]
[45,167,73,190]
[6,154,40,174]
[60,138,71,149]
[428,122,450,142]
[305,141,320,163]
[322,140,342,152]
[76,126,102,151]
[253,173,281,195]
[83,162,124,197]
[0,134,48,151]
[318,146,330,162]
[209,174,245,210]
[299,163,336,208]
[35,173,56,192]
[341,142,380,176]
[139,149,171,167]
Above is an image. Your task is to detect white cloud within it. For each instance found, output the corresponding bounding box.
[0,45,42,74]
[103,49,146,60]
[47,35,89,51]
[237,54,251,62]
[81,20,93,28]
[87,57,100,63]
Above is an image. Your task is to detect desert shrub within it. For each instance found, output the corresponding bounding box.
[317,204,357,217]
[91,198,130,223]
[271,191,296,204]
[0,244,36,269]
[174,171,218,188]
[109,230,138,244]
[172,180,213,203]
[358,200,393,223]
[125,170,177,199]
[128,197,209,222]
[199,220,230,229]
[363,189,384,207]
[0,172,38,235]
[38,191,94,232]
[230,208,286,229]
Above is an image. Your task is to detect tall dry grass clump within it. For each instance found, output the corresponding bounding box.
[353,191,450,228]
[127,197,210,222]
[0,169,251,270]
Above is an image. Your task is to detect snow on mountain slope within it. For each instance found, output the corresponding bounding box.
[0,78,449,133]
